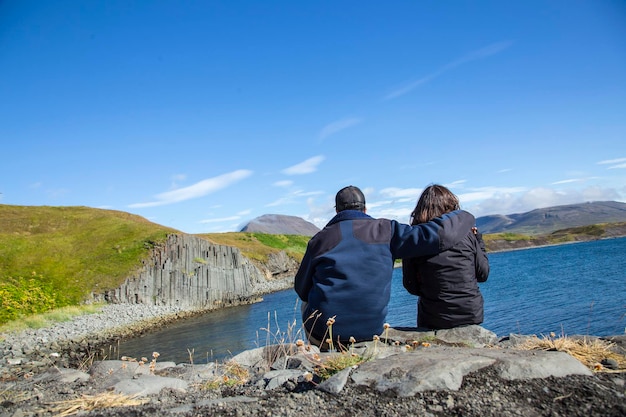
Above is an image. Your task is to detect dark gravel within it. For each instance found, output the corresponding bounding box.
[1,361,624,416]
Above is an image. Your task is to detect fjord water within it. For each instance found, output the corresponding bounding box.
[118,237,626,363]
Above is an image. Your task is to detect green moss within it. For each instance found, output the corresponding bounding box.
[0,205,178,322]
[198,232,309,263]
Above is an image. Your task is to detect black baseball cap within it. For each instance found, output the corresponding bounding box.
[335,185,366,211]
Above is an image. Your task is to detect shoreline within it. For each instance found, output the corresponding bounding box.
[486,234,626,254]
[0,276,295,370]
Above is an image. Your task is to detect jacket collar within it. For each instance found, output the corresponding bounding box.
[326,210,371,227]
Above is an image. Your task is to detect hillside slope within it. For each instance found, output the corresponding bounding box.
[0,204,177,303]
[240,214,320,236]
[0,205,303,323]
[483,222,626,252]
[476,201,626,234]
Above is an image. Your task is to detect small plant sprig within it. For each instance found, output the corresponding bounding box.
[372,334,380,354]
[326,316,336,352]
[149,352,159,373]
[349,336,356,355]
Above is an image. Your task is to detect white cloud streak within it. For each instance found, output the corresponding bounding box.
[319,118,362,140]
[598,158,626,169]
[385,41,513,100]
[598,158,626,165]
[457,186,528,203]
[273,180,293,187]
[129,169,252,208]
[266,189,324,207]
[465,186,621,217]
[281,156,325,175]
[200,216,241,224]
[379,187,424,199]
[551,179,583,185]
[608,163,626,169]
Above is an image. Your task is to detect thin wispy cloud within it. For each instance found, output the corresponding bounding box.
[552,179,583,185]
[608,163,626,169]
[379,187,424,199]
[200,215,241,224]
[281,156,325,175]
[319,118,362,140]
[598,158,626,165]
[445,179,467,188]
[266,189,324,207]
[384,40,513,100]
[129,169,253,208]
[468,186,622,217]
[273,180,294,187]
[598,158,626,169]
[170,173,187,189]
[457,186,527,203]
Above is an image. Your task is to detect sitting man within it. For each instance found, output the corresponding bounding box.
[294,185,475,348]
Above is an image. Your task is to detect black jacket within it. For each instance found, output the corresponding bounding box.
[402,230,489,330]
[295,209,475,343]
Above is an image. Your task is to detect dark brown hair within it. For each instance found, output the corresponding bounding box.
[410,184,460,225]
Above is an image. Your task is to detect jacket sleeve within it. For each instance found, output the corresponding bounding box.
[474,232,490,282]
[391,210,475,259]
[294,242,315,301]
[402,257,422,296]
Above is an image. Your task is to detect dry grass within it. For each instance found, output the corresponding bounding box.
[201,360,250,390]
[48,392,149,417]
[314,352,368,380]
[518,334,626,371]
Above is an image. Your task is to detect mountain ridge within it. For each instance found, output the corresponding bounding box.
[475,201,626,234]
[240,201,626,236]
[239,213,320,236]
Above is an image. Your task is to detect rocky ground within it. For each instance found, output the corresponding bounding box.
[1,352,624,417]
[1,302,625,417]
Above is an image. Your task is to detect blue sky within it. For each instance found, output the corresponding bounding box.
[1,1,625,234]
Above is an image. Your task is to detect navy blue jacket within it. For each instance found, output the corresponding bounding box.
[402,230,489,329]
[294,209,475,343]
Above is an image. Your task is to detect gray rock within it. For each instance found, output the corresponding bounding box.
[34,368,90,384]
[479,349,593,379]
[350,349,495,396]
[317,366,353,395]
[601,358,619,370]
[348,346,592,397]
[261,369,303,390]
[435,325,498,347]
[113,374,189,396]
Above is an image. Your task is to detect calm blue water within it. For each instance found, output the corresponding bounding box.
[118,237,626,363]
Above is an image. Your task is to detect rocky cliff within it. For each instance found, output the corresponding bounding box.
[94,234,296,308]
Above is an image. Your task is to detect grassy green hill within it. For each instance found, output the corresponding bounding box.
[0,205,309,324]
[483,222,626,252]
[0,205,179,323]
[198,232,309,263]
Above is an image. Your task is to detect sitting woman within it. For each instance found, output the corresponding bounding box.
[402,184,490,330]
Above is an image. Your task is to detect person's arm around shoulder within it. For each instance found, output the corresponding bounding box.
[436,210,476,251]
[390,210,475,259]
[473,228,490,282]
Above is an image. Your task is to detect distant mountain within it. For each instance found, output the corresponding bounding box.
[240,214,320,236]
[476,201,626,235]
